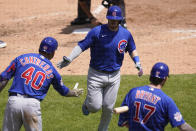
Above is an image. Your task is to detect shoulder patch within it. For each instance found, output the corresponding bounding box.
[174,112,182,122]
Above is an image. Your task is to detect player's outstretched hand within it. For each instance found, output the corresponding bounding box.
[66,88,84,97]
[73,88,84,97]
[57,56,71,69]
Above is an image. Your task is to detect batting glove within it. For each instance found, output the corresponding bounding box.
[73,88,84,97]
[57,56,71,69]
[66,88,84,97]
[135,62,143,77]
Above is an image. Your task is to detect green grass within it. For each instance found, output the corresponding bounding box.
[0,74,196,130]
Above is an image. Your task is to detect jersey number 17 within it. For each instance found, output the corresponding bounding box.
[133,101,156,124]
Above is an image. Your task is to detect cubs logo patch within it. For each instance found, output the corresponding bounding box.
[43,46,48,50]
[118,40,127,53]
[155,71,160,77]
[112,11,116,17]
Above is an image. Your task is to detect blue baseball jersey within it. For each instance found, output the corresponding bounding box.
[118,85,185,131]
[0,53,69,100]
[78,24,136,72]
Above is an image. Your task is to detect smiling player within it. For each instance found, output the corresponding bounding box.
[57,6,143,131]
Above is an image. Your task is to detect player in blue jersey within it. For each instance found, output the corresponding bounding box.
[71,0,127,28]
[118,62,195,131]
[57,5,143,131]
[0,37,83,131]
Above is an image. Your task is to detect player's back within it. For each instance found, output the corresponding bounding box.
[127,85,172,131]
[8,53,55,100]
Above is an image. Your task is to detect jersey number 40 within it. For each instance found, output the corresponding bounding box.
[21,67,46,90]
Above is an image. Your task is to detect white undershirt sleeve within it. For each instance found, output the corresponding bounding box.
[67,45,82,61]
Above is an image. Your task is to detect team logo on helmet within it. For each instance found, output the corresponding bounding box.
[118,40,127,53]
[112,11,116,17]
[43,45,48,50]
[155,71,160,78]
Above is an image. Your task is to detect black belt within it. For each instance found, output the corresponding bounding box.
[92,67,119,74]
[9,92,41,101]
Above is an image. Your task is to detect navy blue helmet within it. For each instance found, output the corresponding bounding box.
[106,5,123,21]
[150,62,169,79]
[39,37,58,54]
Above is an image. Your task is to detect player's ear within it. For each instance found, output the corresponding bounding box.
[161,78,167,87]
[48,51,55,60]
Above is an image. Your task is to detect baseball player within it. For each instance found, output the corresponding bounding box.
[57,5,143,131]
[71,0,126,28]
[0,37,83,131]
[102,0,127,28]
[118,62,195,131]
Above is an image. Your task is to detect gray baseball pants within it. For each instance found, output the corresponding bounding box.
[85,67,120,131]
[2,95,42,131]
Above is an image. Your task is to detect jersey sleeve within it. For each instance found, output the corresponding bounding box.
[167,97,185,127]
[126,32,136,55]
[51,68,69,96]
[0,58,17,80]
[118,89,133,127]
[78,27,97,51]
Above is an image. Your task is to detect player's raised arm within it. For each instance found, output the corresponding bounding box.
[57,45,82,69]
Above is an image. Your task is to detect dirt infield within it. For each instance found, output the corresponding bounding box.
[0,0,196,75]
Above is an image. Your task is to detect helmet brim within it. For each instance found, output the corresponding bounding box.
[106,16,122,21]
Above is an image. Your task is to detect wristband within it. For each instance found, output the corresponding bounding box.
[63,56,71,62]
[133,56,140,64]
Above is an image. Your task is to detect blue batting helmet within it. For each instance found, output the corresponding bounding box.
[39,37,58,54]
[106,5,123,21]
[150,62,169,79]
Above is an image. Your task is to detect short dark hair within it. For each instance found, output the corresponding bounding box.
[149,76,164,85]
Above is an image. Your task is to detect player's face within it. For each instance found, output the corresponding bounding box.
[108,19,120,31]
